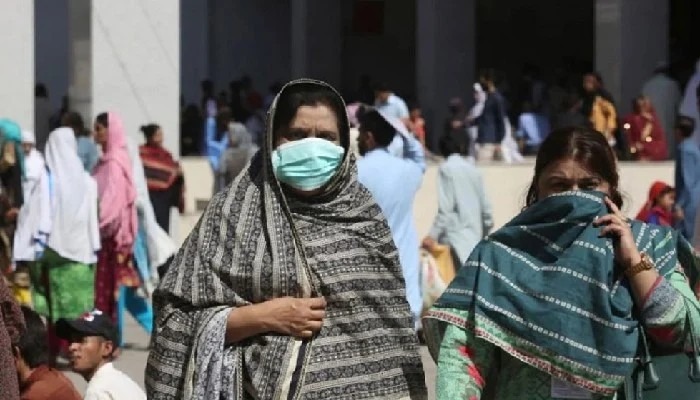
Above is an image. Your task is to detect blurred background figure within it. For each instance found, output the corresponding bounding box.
[138,124,184,233]
[622,95,668,161]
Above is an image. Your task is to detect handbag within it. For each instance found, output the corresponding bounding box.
[621,305,700,400]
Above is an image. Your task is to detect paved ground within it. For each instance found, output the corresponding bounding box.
[63,158,673,398]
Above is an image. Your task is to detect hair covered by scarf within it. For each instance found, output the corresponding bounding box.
[92,112,137,253]
[146,79,426,399]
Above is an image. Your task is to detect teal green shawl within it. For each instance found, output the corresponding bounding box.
[0,118,25,177]
[424,191,695,396]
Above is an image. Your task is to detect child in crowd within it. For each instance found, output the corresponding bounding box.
[636,181,682,227]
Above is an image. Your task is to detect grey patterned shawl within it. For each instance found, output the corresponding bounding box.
[146,79,426,400]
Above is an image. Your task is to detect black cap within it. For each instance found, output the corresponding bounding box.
[56,309,119,344]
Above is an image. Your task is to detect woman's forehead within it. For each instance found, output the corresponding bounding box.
[541,158,602,179]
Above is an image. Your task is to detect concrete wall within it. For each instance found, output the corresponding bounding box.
[35,0,70,111]
[340,0,416,98]
[416,0,475,149]
[0,0,34,130]
[291,0,342,87]
[596,0,668,114]
[208,0,291,99]
[91,0,180,154]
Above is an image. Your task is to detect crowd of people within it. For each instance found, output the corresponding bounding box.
[1,62,700,399]
[0,109,186,399]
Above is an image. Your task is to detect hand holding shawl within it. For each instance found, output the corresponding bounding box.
[424,191,698,395]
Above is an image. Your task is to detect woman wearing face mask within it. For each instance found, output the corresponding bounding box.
[424,126,700,399]
[147,80,427,399]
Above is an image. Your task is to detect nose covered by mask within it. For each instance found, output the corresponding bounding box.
[271,137,345,191]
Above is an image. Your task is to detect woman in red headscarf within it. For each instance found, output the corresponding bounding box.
[635,181,680,227]
[622,96,669,161]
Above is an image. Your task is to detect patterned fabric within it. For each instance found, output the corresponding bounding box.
[424,191,699,396]
[29,248,95,322]
[139,144,180,191]
[95,238,141,324]
[146,79,427,399]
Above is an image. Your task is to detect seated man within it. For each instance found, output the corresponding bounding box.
[56,310,145,400]
[13,306,81,400]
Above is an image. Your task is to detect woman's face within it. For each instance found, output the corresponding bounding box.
[150,128,164,147]
[274,104,340,149]
[94,122,108,146]
[536,158,611,200]
[656,191,675,211]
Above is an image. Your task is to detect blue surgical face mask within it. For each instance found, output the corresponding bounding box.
[271,137,345,191]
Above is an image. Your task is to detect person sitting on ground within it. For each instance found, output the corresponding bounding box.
[14,306,81,400]
[56,310,146,400]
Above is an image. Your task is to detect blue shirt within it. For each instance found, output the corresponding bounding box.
[675,138,700,239]
[77,136,99,173]
[516,112,550,147]
[357,133,425,321]
[205,117,228,171]
[375,94,410,120]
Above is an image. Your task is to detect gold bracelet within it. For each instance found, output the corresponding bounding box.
[624,253,654,278]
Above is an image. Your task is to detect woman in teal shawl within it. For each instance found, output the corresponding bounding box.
[0,118,25,272]
[424,126,700,399]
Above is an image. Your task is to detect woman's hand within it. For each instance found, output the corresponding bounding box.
[593,197,642,269]
[262,297,327,339]
[422,237,437,251]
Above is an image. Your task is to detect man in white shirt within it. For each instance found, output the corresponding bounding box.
[56,310,146,400]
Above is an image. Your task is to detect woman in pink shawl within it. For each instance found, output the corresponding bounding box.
[92,112,141,330]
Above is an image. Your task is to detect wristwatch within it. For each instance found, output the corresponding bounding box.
[624,253,655,277]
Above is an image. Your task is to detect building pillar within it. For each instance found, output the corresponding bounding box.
[416,0,476,149]
[91,0,180,153]
[0,0,34,130]
[595,0,668,114]
[290,0,342,87]
[68,0,92,124]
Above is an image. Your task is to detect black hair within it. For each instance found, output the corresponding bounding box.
[61,111,87,136]
[676,116,695,138]
[95,112,109,128]
[216,106,234,135]
[373,81,391,93]
[438,133,469,157]
[696,82,700,100]
[35,83,48,98]
[525,126,623,208]
[201,79,213,93]
[357,107,395,147]
[632,95,647,114]
[141,124,161,141]
[272,82,348,147]
[479,68,497,85]
[16,307,49,369]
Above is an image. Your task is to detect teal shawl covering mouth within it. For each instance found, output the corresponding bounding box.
[423,190,695,396]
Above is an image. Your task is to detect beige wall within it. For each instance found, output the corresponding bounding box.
[179,158,674,241]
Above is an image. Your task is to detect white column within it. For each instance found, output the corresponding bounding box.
[0,0,34,130]
[595,0,668,114]
[416,0,476,149]
[91,0,180,239]
[91,0,180,155]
